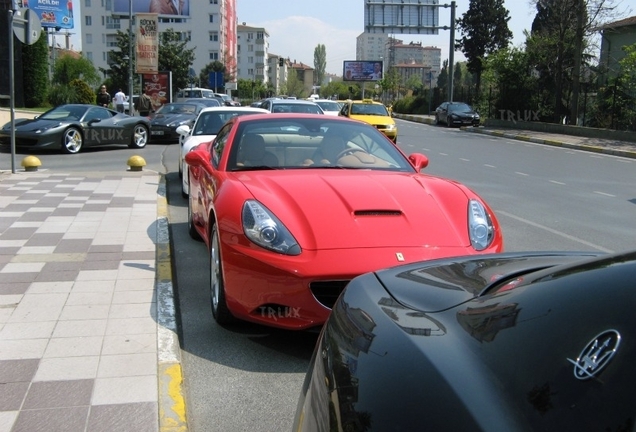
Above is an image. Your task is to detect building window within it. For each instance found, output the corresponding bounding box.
[257,31,264,40]
[85,16,92,26]
[209,14,217,23]
[209,32,219,42]
[209,52,219,60]
[248,45,254,52]
[248,56,253,63]
[85,0,91,6]
[209,0,218,3]
[86,34,93,44]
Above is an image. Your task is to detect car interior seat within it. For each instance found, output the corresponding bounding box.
[238,134,279,167]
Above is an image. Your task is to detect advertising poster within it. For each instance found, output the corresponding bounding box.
[22,0,74,29]
[136,13,159,74]
[343,60,383,82]
[142,72,171,111]
[113,0,190,16]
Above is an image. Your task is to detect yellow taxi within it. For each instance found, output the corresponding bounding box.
[338,99,397,143]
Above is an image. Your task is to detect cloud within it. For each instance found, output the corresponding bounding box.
[254,16,359,75]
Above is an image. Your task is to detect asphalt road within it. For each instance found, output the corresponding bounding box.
[3,118,635,431]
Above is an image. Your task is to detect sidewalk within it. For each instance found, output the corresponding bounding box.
[0,170,186,432]
[393,113,636,159]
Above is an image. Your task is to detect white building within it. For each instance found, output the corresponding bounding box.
[237,24,269,84]
[80,0,237,84]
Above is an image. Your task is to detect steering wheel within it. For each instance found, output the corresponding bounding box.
[335,147,366,160]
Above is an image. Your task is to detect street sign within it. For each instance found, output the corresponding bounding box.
[13,8,42,46]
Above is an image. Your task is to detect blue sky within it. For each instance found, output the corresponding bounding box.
[65,0,538,74]
[236,0,539,74]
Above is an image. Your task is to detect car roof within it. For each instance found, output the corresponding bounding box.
[271,99,319,105]
[198,106,268,114]
[232,112,366,124]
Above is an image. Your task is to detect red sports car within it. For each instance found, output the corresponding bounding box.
[185,114,504,330]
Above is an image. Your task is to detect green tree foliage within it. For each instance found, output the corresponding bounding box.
[21,33,49,108]
[105,28,196,95]
[199,61,227,90]
[158,28,197,91]
[456,0,513,95]
[237,78,268,103]
[47,85,78,106]
[436,60,449,99]
[53,55,101,87]
[285,69,306,98]
[313,44,326,86]
[320,81,355,100]
[69,79,95,104]
[481,47,539,118]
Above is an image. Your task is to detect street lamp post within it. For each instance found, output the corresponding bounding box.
[128,0,134,115]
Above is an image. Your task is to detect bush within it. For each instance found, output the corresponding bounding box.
[47,85,78,106]
[70,79,96,104]
[392,95,431,115]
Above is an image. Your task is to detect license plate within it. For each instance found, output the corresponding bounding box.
[152,131,164,135]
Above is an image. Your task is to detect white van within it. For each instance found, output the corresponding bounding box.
[175,87,216,102]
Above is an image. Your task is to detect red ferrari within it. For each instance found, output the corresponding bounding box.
[185,114,503,330]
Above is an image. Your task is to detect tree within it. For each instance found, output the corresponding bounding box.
[53,54,101,87]
[103,31,134,94]
[456,0,513,96]
[158,29,197,91]
[199,61,227,91]
[313,44,326,87]
[285,69,305,98]
[21,33,49,108]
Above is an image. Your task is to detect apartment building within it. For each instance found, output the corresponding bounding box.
[236,23,269,84]
[80,0,237,83]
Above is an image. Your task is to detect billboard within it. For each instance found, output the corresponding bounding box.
[136,14,159,74]
[364,0,439,35]
[22,0,74,29]
[113,0,190,16]
[142,72,172,111]
[343,61,383,82]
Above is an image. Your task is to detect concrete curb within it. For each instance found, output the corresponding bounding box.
[460,127,636,160]
[156,174,189,432]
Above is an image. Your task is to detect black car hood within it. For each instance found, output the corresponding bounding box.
[374,251,599,312]
[150,113,193,124]
[7,118,66,132]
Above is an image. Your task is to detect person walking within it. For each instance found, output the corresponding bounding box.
[114,88,127,113]
[96,85,111,108]
[138,89,153,117]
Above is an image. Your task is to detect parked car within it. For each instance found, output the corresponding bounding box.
[293,249,636,431]
[176,106,269,197]
[435,101,480,127]
[339,99,397,143]
[148,102,206,143]
[258,98,324,114]
[313,99,341,116]
[184,113,503,330]
[185,98,222,108]
[175,87,216,102]
[0,104,150,154]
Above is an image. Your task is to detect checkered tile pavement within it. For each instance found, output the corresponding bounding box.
[0,172,162,432]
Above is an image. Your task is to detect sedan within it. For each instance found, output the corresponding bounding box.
[435,101,480,127]
[184,114,503,330]
[259,99,324,114]
[148,102,206,143]
[0,104,150,154]
[176,106,268,197]
[293,250,636,431]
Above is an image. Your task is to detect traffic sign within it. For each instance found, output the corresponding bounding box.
[13,8,42,46]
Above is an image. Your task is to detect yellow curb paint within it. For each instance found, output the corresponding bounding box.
[159,363,188,432]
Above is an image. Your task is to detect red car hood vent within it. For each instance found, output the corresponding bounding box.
[237,171,470,250]
[354,210,403,216]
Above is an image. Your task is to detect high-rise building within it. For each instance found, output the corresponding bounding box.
[80,0,237,86]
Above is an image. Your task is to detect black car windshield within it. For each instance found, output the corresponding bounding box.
[350,103,389,116]
[40,105,88,120]
[156,103,199,114]
[193,111,261,136]
[228,117,414,172]
[448,103,473,112]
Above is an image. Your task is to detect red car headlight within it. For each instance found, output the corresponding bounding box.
[242,200,301,255]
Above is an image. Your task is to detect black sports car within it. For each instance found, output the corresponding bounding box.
[0,104,150,154]
[435,101,480,127]
[148,102,206,143]
[294,250,636,431]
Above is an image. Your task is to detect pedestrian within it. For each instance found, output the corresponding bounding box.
[96,85,111,108]
[138,89,153,116]
[114,88,126,113]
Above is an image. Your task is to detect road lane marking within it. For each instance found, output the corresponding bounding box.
[549,180,566,185]
[594,191,616,197]
[497,210,614,253]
